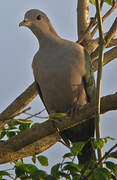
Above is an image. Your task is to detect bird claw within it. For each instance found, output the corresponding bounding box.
[68,103,81,116]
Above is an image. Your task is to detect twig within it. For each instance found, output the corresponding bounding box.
[24,108,46,120]
[0,83,38,129]
[91,0,117,38]
[95,0,104,161]
[92,46,117,72]
[84,143,117,180]
[105,17,117,47]
[0,107,31,125]
[91,17,117,61]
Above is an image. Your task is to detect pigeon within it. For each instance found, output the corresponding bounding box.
[19,9,96,164]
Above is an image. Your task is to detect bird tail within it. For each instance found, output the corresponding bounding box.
[78,138,96,164]
[77,117,96,164]
[61,117,96,164]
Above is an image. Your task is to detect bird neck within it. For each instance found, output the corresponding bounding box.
[30,22,60,48]
[37,27,60,48]
[38,33,61,49]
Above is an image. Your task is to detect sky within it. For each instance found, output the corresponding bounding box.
[0,0,117,175]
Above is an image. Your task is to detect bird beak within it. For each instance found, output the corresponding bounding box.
[19,19,31,27]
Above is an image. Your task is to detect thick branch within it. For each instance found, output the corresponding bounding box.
[77,0,91,41]
[0,134,60,164]
[0,93,117,164]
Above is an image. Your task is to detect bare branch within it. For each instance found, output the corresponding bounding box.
[0,134,60,164]
[95,0,105,160]
[0,93,117,164]
[0,83,38,129]
[105,17,117,46]
[92,46,117,72]
[91,0,117,38]
[106,38,117,47]
[77,0,91,41]
[91,17,117,61]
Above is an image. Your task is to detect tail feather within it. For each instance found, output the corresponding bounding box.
[61,118,95,164]
[78,141,96,164]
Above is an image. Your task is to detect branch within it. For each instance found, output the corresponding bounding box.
[84,143,117,180]
[106,38,117,47]
[77,0,91,41]
[0,134,60,164]
[0,83,38,129]
[89,37,117,52]
[0,93,117,164]
[91,17,117,61]
[95,0,104,160]
[91,0,117,38]
[92,46,117,72]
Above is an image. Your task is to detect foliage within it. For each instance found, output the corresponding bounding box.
[0,121,117,180]
[90,0,113,6]
[0,0,116,179]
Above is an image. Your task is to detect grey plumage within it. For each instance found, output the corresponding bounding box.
[19,9,96,164]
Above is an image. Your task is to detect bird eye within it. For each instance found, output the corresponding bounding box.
[37,15,41,20]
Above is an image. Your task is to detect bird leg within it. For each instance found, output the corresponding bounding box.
[68,84,84,116]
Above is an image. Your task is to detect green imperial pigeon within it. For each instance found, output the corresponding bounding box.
[19,9,96,164]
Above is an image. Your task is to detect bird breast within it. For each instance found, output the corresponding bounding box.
[32,45,87,112]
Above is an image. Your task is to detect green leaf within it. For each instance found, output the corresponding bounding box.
[63,162,82,173]
[58,171,70,179]
[15,159,23,166]
[15,164,38,176]
[23,164,38,174]
[49,113,67,118]
[30,170,47,180]
[51,163,61,178]
[45,175,56,180]
[90,0,95,5]
[19,123,30,131]
[0,131,6,139]
[90,0,113,6]
[0,171,10,177]
[104,0,113,6]
[17,119,32,124]
[31,123,40,127]
[106,136,115,141]
[106,161,117,176]
[92,167,111,180]
[37,155,48,166]
[63,153,73,159]
[92,139,104,149]
[8,120,20,126]
[109,150,117,159]
[15,166,25,177]
[32,155,36,164]
[7,131,16,138]
[72,174,80,180]
[71,142,85,156]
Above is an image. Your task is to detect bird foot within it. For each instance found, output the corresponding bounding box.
[68,103,81,116]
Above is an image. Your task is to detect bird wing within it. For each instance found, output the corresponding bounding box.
[35,80,49,113]
[82,49,96,103]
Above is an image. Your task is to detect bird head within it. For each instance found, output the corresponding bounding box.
[19,9,58,38]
